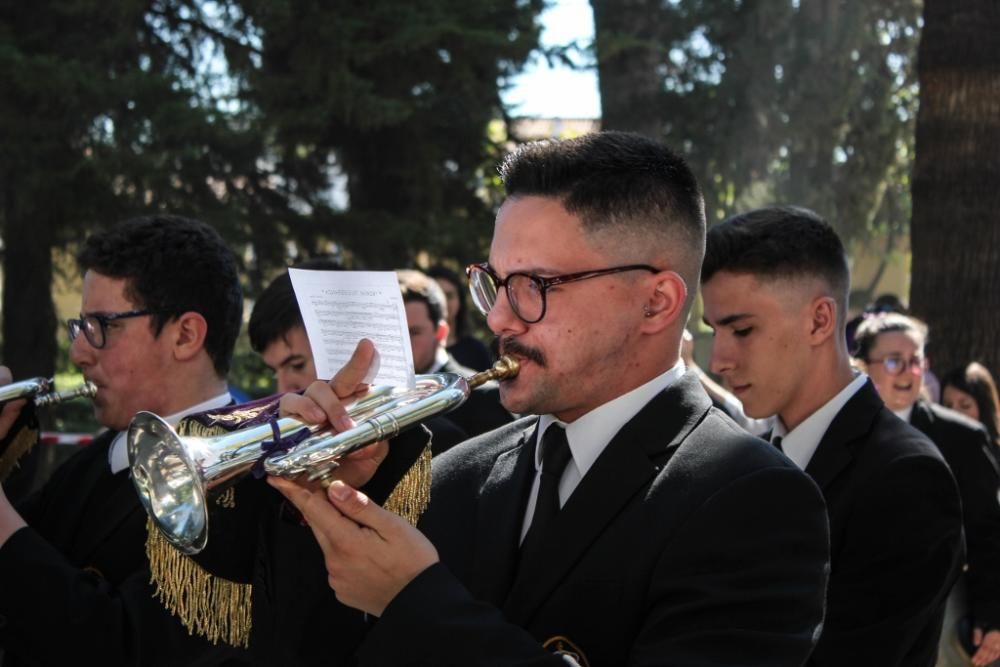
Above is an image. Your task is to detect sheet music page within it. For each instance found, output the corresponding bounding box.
[288,269,415,388]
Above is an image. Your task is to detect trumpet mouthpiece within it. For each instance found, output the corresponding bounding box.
[467,355,520,389]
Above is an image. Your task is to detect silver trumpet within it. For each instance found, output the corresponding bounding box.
[0,377,98,407]
[127,356,519,554]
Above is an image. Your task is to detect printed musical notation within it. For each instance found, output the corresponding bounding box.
[288,269,415,388]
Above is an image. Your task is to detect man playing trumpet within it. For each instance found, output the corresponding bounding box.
[271,132,833,665]
[0,215,247,666]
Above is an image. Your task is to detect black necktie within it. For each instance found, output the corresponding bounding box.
[772,435,784,453]
[521,424,572,554]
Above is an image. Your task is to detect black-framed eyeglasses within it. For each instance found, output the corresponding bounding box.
[466,262,660,324]
[868,355,925,377]
[67,309,151,349]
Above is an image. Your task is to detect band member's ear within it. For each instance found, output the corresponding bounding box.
[808,296,838,346]
[172,311,209,362]
[435,321,450,346]
[641,271,687,332]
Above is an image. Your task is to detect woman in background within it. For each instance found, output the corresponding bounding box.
[427,265,494,371]
[942,361,1000,453]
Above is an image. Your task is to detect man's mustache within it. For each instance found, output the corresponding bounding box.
[498,337,546,367]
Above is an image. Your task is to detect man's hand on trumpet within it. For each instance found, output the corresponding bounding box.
[271,338,437,616]
[269,477,438,617]
[277,339,389,490]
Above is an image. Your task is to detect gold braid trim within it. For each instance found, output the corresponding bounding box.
[145,412,431,649]
[0,426,38,483]
[144,414,253,648]
[382,443,432,525]
[146,516,252,647]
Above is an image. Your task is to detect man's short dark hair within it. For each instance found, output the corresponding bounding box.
[702,206,851,322]
[248,258,341,354]
[499,131,706,309]
[397,269,446,326]
[77,214,243,376]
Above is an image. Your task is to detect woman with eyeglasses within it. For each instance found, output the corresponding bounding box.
[854,312,1000,667]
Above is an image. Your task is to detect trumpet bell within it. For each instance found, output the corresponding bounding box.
[129,411,211,554]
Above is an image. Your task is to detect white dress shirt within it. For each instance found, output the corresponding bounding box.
[520,361,686,541]
[771,372,868,470]
[108,391,233,474]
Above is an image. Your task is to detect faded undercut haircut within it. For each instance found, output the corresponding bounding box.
[499,131,707,313]
[702,206,851,326]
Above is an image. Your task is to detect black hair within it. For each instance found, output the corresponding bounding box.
[77,215,243,376]
[941,361,1000,444]
[397,269,446,326]
[248,257,341,354]
[702,206,850,323]
[499,131,706,307]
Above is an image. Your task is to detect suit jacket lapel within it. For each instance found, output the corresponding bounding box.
[910,399,933,434]
[502,372,711,624]
[805,380,882,489]
[471,423,538,606]
[72,437,145,561]
[52,440,112,550]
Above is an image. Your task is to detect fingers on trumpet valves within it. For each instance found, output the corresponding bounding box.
[304,381,356,432]
[278,383,354,429]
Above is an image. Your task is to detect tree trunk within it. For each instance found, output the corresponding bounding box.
[910,0,1000,377]
[591,0,663,137]
[1,207,58,380]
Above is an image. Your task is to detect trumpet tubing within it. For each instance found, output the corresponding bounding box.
[0,377,97,407]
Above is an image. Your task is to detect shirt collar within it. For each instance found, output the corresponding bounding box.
[772,371,868,469]
[108,391,233,474]
[536,361,686,479]
[893,405,914,423]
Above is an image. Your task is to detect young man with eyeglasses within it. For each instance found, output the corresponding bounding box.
[701,206,964,667]
[854,312,1000,667]
[0,215,248,666]
[271,132,831,666]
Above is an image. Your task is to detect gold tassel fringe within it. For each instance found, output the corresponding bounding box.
[0,426,39,484]
[383,443,432,526]
[146,411,431,649]
[146,517,252,648]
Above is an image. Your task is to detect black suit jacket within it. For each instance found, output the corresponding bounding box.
[911,399,1000,630]
[803,381,964,667]
[0,430,247,666]
[357,371,831,666]
[435,356,514,450]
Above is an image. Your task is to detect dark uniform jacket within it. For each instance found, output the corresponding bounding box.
[0,430,248,666]
[804,381,965,667]
[911,398,1000,631]
[356,371,831,666]
[193,427,431,666]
